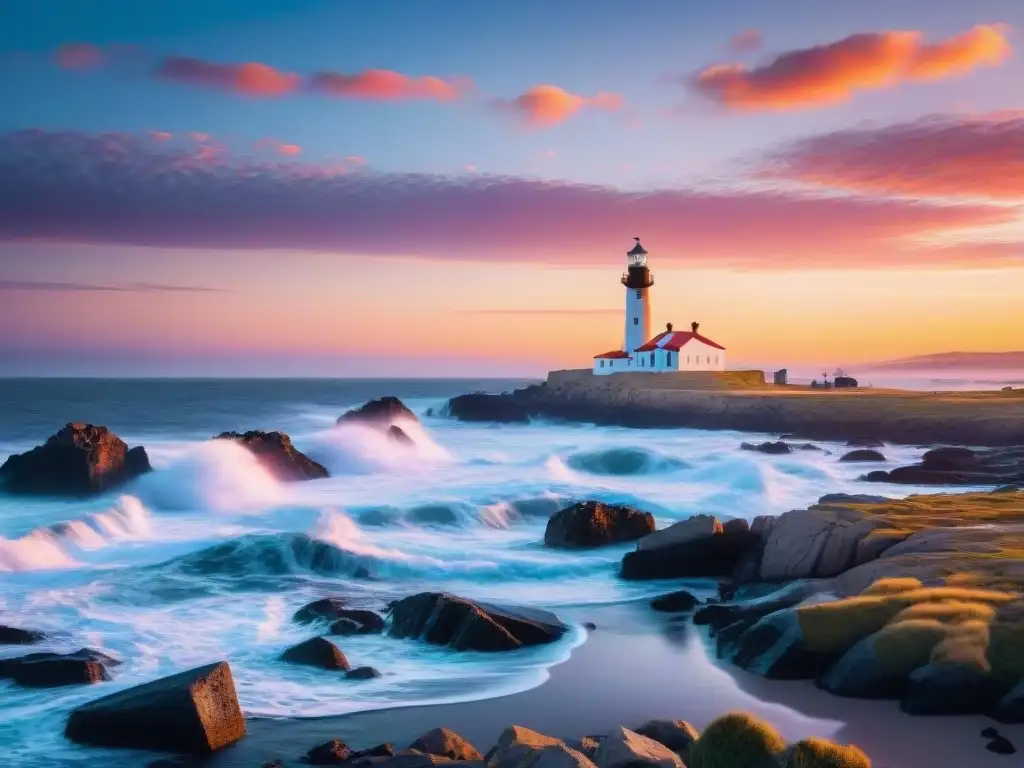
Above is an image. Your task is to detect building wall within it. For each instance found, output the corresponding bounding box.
[593,356,632,376]
[624,286,651,354]
[631,341,725,372]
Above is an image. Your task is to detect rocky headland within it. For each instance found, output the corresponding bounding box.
[443,370,1024,447]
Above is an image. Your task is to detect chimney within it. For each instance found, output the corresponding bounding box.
[666,322,673,332]
[691,321,700,333]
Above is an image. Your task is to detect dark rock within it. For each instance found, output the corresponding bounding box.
[722,518,750,535]
[834,376,858,388]
[900,662,1011,715]
[621,529,758,580]
[327,609,386,635]
[409,727,483,761]
[987,736,1017,755]
[798,443,824,451]
[994,484,1021,493]
[865,446,1024,486]
[293,598,348,624]
[389,592,566,652]
[840,449,886,463]
[0,423,151,496]
[729,608,836,680]
[544,501,654,549]
[345,666,382,680]
[64,661,246,754]
[307,739,353,765]
[406,504,462,526]
[817,493,889,505]
[338,397,418,427]
[0,625,46,644]
[445,392,534,424]
[992,678,1024,723]
[847,438,885,448]
[0,647,119,687]
[982,727,1001,739]
[633,720,699,755]
[388,425,414,445]
[741,441,791,455]
[214,430,328,481]
[583,622,597,631]
[650,590,699,613]
[280,637,350,670]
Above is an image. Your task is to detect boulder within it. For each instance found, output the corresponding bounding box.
[741,441,791,455]
[328,609,386,635]
[0,647,119,688]
[338,397,418,427]
[408,727,483,761]
[306,739,353,765]
[544,501,655,549]
[722,518,750,535]
[445,393,533,424]
[900,661,1011,715]
[622,519,757,581]
[64,661,246,754]
[519,744,596,768]
[864,446,1024,486]
[293,597,348,624]
[650,590,699,613]
[0,423,151,496]
[592,727,683,768]
[346,666,382,680]
[986,735,1017,755]
[839,450,886,463]
[847,438,885,448]
[993,678,1024,723]
[633,720,699,756]
[486,725,562,768]
[214,431,328,481]
[280,637,350,670]
[0,625,46,644]
[389,593,566,652]
[564,737,602,759]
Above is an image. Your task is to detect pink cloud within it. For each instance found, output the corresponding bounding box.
[188,132,211,143]
[156,57,301,97]
[149,131,173,142]
[497,85,624,128]
[730,29,764,52]
[308,69,466,101]
[345,155,367,166]
[55,43,103,70]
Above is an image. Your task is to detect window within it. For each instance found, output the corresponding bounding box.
[633,317,638,326]
[667,352,672,367]
[687,356,690,364]
[650,352,655,366]
[600,359,605,368]
[635,290,642,299]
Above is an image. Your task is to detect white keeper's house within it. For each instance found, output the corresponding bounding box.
[593,238,726,376]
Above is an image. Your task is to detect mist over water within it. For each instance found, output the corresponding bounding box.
[0,378,959,765]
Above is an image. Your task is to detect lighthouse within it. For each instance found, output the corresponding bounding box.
[622,237,653,355]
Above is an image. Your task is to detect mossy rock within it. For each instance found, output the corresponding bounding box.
[860,577,922,596]
[782,737,871,767]
[872,618,949,675]
[687,712,785,768]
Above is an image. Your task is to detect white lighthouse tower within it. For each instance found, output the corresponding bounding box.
[622,237,653,354]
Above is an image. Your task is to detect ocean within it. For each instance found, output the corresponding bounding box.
[0,378,985,766]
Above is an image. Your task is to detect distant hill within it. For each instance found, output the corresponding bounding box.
[868,351,1024,371]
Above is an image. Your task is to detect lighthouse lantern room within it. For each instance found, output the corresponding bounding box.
[592,238,726,375]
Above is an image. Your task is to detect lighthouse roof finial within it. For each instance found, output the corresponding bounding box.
[627,237,647,257]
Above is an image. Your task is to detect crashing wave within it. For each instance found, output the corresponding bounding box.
[565,447,688,476]
[305,419,452,475]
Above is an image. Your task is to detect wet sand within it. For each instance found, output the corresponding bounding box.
[213,602,1024,768]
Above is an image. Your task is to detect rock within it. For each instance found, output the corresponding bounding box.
[280,637,350,670]
[865,446,1024,486]
[623,522,758,581]
[486,725,562,768]
[650,590,700,613]
[799,443,825,452]
[346,666,382,680]
[328,609,386,635]
[583,622,597,631]
[817,493,888,505]
[741,441,792,455]
[637,514,723,552]
[389,593,566,652]
[729,607,837,680]
[993,678,1024,723]
[445,392,533,424]
[388,425,414,445]
[817,630,923,699]
[564,737,602,759]
[722,518,750,535]
[519,744,597,768]
[307,739,353,765]
[686,712,786,768]
[987,735,1017,755]
[847,438,885,448]
[0,625,46,644]
[214,430,328,481]
[982,727,1001,739]
[408,727,483,761]
[633,720,699,755]
[900,662,1010,715]
[338,397,418,427]
[293,597,349,624]
[543,501,655,549]
[64,660,246,754]
[592,727,683,768]
[839,450,886,463]
[0,423,151,496]
[0,648,118,687]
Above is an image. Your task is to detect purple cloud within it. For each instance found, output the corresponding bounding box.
[0,280,224,293]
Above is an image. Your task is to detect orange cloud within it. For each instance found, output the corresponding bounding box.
[55,43,103,70]
[156,57,300,97]
[730,29,763,52]
[498,85,624,127]
[278,144,301,156]
[308,69,466,101]
[692,24,1012,111]
[762,111,1024,201]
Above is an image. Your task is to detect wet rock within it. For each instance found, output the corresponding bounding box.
[0,625,46,644]
[64,660,246,754]
[306,738,353,765]
[338,397,418,427]
[214,430,328,481]
[729,607,836,680]
[408,727,483,761]
[865,446,1024,486]
[817,493,889,505]
[982,727,1001,739]
[328,609,386,635]
[280,637,350,670]
[839,449,887,463]
[0,647,119,688]
[741,441,792,455]
[633,720,699,756]
[637,514,722,552]
[900,662,1010,715]
[650,590,699,613]
[445,392,533,424]
[993,678,1024,723]
[388,425,414,445]
[294,597,348,624]
[592,726,684,768]
[486,725,562,768]
[390,593,566,652]
[0,422,151,496]
[622,519,757,580]
[544,501,654,549]
[987,735,1017,755]
[583,622,597,631]
[407,504,462,526]
[346,666,382,680]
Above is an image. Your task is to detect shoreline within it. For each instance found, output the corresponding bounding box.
[212,603,1024,768]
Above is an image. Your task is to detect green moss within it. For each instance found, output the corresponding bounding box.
[872,618,949,675]
[687,712,786,768]
[782,738,871,768]
[797,597,903,655]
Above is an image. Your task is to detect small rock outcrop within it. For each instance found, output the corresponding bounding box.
[0,423,151,496]
[864,446,1024,486]
[0,648,119,688]
[741,441,792,455]
[345,666,382,680]
[840,450,886,463]
[650,590,699,613]
[293,597,349,625]
[486,725,563,768]
[408,727,483,761]
[592,726,683,768]
[280,637,350,670]
[329,609,386,636]
[389,593,566,652]
[622,515,757,580]
[0,625,46,644]
[214,431,328,481]
[633,720,699,756]
[338,397,418,427]
[445,392,534,424]
[64,661,246,754]
[543,501,654,549]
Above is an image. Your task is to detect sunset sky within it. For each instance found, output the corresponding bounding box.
[1,0,1023,376]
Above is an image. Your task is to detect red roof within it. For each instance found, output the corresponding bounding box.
[593,350,631,359]
[635,330,726,352]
